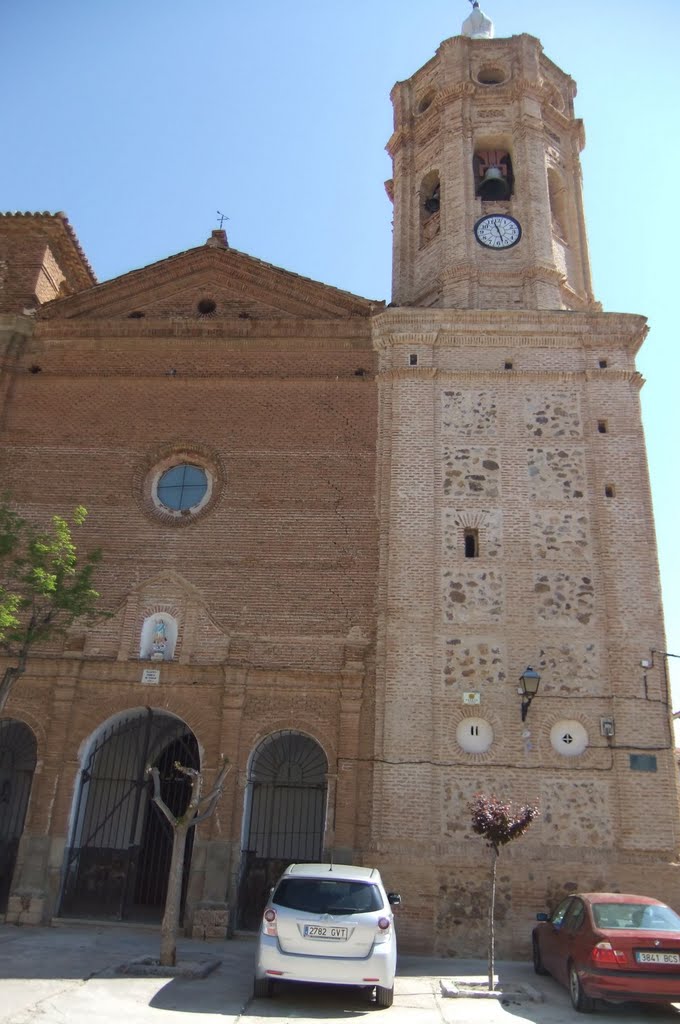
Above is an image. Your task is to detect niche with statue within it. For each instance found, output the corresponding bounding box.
[139,613,178,661]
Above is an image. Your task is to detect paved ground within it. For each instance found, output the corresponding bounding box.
[0,922,678,1024]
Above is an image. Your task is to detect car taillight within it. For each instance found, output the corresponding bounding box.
[373,916,391,943]
[591,941,627,966]
[263,908,277,936]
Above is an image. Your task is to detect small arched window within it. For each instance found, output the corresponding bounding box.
[464,529,479,558]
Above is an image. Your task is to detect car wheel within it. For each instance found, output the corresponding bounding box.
[532,934,548,976]
[253,976,273,999]
[375,984,394,1008]
[568,963,594,1013]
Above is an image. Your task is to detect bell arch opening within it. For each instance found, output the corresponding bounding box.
[236,729,328,929]
[0,719,37,914]
[59,707,199,922]
[474,147,514,201]
[548,166,569,241]
[419,170,441,245]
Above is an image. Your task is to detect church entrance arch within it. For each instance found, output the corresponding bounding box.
[0,719,37,914]
[60,707,199,922]
[237,730,328,929]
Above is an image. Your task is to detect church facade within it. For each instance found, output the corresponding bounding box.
[1,12,678,956]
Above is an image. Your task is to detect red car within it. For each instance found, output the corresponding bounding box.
[532,892,680,1012]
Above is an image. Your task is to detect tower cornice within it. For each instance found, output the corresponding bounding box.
[376,366,645,388]
[371,308,648,353]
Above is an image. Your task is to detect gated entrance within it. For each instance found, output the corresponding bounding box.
[60,708,199,922]
[237,730,327,929]
[0,719,37,914]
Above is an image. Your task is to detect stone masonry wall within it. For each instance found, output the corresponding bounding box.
[372,309,680,952]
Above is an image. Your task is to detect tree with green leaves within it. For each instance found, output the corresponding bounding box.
[0,501,105,713]
[469,793,539,991]
[147,757,231,966]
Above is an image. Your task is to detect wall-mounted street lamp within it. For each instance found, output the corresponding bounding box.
[519,666,541,721]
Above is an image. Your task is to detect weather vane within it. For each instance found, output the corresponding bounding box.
[217,210,229,229]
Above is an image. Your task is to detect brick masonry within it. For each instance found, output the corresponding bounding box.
[1,28,679,958]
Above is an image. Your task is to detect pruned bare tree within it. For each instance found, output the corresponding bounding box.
[147,756,231,966]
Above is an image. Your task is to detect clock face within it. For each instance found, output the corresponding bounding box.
[474,214,522,250]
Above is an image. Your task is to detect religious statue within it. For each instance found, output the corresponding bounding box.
[151,618,168,660]
[462,0,494,39]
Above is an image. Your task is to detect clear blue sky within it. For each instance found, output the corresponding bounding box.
[2,0,679,714]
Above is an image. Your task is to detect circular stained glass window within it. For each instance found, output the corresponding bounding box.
[156,464,208,511]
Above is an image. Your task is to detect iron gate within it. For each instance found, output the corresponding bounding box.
[0,720,37,914]
[237,730,327,929]
[60,708,199,922]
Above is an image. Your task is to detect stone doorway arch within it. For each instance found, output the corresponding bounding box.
[237,729,328,929]
[59,707,199,922]
[0,719,37,914]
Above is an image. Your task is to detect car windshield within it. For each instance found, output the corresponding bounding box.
[273,878,383,914]
[592,902,680,931]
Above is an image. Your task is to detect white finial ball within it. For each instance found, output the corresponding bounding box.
[462,3,495,39]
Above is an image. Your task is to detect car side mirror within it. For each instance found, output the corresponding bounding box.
[536,912,549,922]
[388,892,401,906]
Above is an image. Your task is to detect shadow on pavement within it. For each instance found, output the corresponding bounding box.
[501,995,680,1022]
[150,976,376,1018]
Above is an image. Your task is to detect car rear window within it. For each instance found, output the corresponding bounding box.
[273,878,383,914]
[592,902,680,931]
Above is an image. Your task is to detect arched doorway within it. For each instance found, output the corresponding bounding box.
[0,719,37,914]
[60,707,199,922]
[237,730,327,929]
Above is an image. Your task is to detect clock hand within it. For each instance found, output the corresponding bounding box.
[494,223,504,241]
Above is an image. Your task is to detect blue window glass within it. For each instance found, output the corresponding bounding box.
[157,464,208,511]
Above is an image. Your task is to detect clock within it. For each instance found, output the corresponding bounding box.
[474,214,522,250]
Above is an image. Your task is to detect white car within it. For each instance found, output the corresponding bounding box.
[254,862,401,1008]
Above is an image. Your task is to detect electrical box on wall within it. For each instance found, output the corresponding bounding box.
[600,716,615,738]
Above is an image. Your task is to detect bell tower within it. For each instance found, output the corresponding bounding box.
[386,5,597,310]
[371,3,680,956]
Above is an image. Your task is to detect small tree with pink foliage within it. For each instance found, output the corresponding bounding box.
[469,793,539,990]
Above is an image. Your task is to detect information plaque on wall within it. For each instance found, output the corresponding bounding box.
[141,668,161,685]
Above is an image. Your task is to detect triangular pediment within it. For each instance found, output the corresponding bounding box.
[128,569,205,603]
[39,240,382,321]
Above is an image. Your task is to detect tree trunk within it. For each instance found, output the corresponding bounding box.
[488,847,497,991]
[0,664,24,714]
[159,822,190,967]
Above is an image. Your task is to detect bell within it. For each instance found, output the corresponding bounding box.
[478,165,511,201]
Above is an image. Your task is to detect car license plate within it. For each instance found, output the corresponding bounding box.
[635,951,680,964]
[303,924,348,939]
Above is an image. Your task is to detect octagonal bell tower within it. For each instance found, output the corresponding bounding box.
[386,8,597,310]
